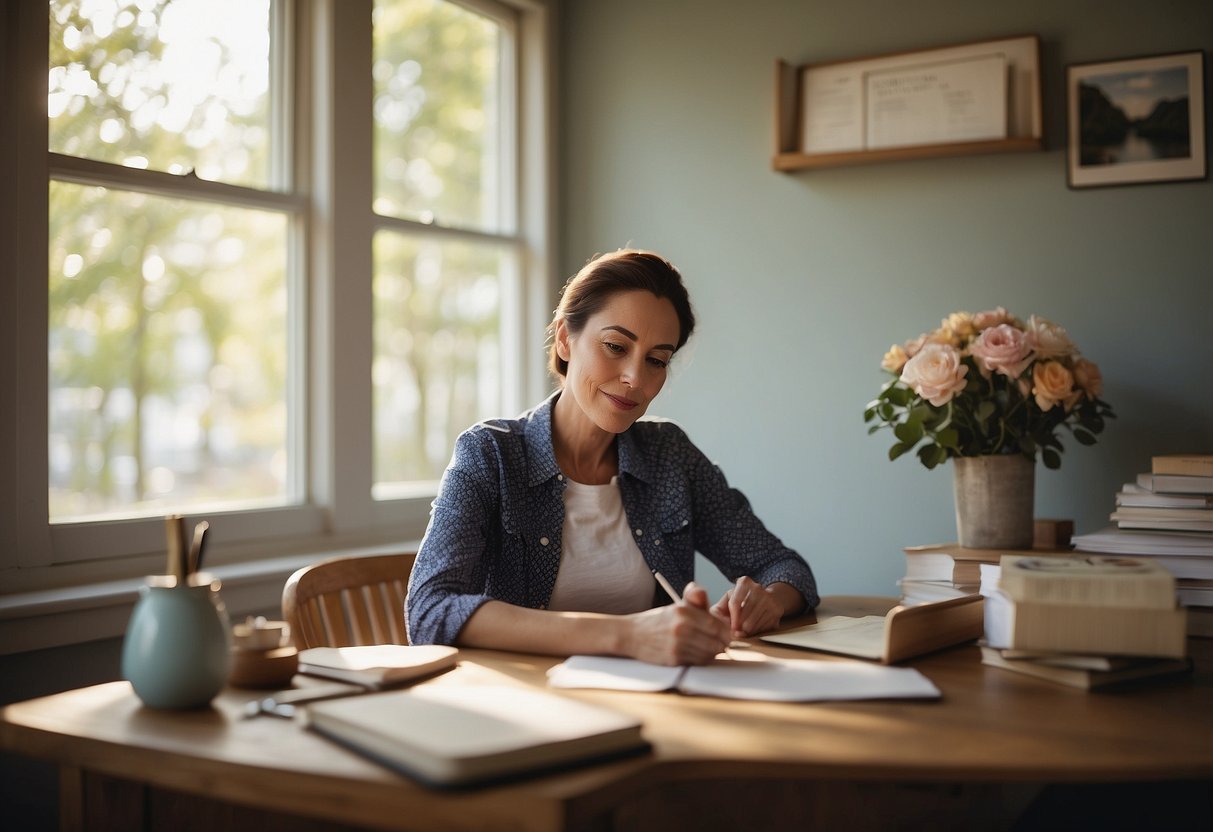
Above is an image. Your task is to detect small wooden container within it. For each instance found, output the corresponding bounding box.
[229,617,298,689]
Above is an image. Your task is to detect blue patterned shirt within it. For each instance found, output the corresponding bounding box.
[404,392,819,645]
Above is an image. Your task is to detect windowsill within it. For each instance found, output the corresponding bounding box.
[0,538,421,656]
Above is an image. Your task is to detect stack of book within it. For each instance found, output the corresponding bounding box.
[980,554,1192,689]
[899,543,1071,606]
[1072,453,1213,637]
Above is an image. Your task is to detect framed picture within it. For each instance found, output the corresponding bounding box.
[1067,50,1206,189]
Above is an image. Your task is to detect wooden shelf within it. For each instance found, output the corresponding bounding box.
[773,36,1045,172]
[773,137,1043,172]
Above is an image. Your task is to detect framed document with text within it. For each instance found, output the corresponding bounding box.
[776,35,1041,171]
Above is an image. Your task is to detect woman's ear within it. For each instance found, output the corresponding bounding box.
[554,318,571,361]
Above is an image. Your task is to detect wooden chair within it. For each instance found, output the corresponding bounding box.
[281,552,416,649]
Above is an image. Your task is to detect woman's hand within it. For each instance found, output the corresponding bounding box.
[622,582,730,666]
[711,577,789,639]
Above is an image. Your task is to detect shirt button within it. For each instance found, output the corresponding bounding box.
[654,538,662,546]
[556,474,564,481]
[634,528,643,537]
[540,536,549,546]
[681,519,689,527]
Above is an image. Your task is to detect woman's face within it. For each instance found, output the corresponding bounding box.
[556,290,681,434]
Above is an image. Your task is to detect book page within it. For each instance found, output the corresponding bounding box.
[677,657,940,702]
[760,615,888,660]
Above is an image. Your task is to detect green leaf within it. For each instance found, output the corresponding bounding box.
[889,443,913,462]
[1042,448,1062,469]
[894,421,923,444]
[884,386,912,407]
[867,424,884,435]
[917,444,948,470]
[935,428,960,449]
[1073,428,1097,446]
[975,400,995,422]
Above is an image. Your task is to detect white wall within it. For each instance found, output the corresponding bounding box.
[558,0,1213,599]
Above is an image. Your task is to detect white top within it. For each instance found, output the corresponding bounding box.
[547,476,656,614]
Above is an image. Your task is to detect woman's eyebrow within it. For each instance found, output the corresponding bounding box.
[601,325,675,352]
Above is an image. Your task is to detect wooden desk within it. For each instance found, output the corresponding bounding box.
[3,597,1211,832]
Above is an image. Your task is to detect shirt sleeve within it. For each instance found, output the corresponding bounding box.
[682,433,820,613]
[404,431,500,645]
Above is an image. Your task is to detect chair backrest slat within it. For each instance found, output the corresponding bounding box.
[282,553,416,649]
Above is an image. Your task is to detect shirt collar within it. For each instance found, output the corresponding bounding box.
[522,390,656,486]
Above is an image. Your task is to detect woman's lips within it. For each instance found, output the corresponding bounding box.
[604,392,638,410]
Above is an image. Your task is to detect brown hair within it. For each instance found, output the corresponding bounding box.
[547,250,695,378]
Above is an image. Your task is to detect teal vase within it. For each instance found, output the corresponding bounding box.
[122,575,232,709]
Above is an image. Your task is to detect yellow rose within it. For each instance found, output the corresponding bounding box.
[1032,360,1079,412]
[940,311,977,345]
[882,344,909,373]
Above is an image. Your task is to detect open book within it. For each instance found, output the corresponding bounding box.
[760,594,984,663]
[303,685,647,787]
[546,654,940,702]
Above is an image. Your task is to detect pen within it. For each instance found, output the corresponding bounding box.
[653,570,681,604]
[654,571,736,659]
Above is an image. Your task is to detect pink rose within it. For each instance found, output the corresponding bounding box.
[900,343,969,406]
[969,323,1032,379]
[1032,360,1079,412]
[1072,358,1103,399]
[1025,315,1076,360]
[972,306,1019,331]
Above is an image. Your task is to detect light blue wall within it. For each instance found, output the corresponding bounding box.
[558,0,1213,599]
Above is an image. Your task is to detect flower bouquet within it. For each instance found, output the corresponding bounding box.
[864,308,1114,470]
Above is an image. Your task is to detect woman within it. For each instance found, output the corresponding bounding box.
[405,250,818,665]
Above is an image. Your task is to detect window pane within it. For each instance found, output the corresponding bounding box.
[49,182,291,520]
[372,0,502,231]
[48,0,273,189]
[373,233,507,491]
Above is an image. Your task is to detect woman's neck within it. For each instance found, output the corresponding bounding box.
[551,391,619,485]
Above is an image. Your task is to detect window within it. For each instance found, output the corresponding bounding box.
[371,0,522,495]
[48,0,296,522]
[3,0,550,587]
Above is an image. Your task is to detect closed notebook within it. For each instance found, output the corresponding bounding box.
[983,591,1187,658]
[302,685,647,787]
[980,646,1193,690]
[297,645,458,687]
[997,554,1177,608]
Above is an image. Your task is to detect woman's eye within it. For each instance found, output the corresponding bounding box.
[603,341,625,354]
[647,356,669,369]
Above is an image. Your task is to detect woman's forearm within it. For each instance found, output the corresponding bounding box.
[456,599,629,656]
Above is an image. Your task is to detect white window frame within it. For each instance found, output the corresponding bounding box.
[0,0,554,648]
